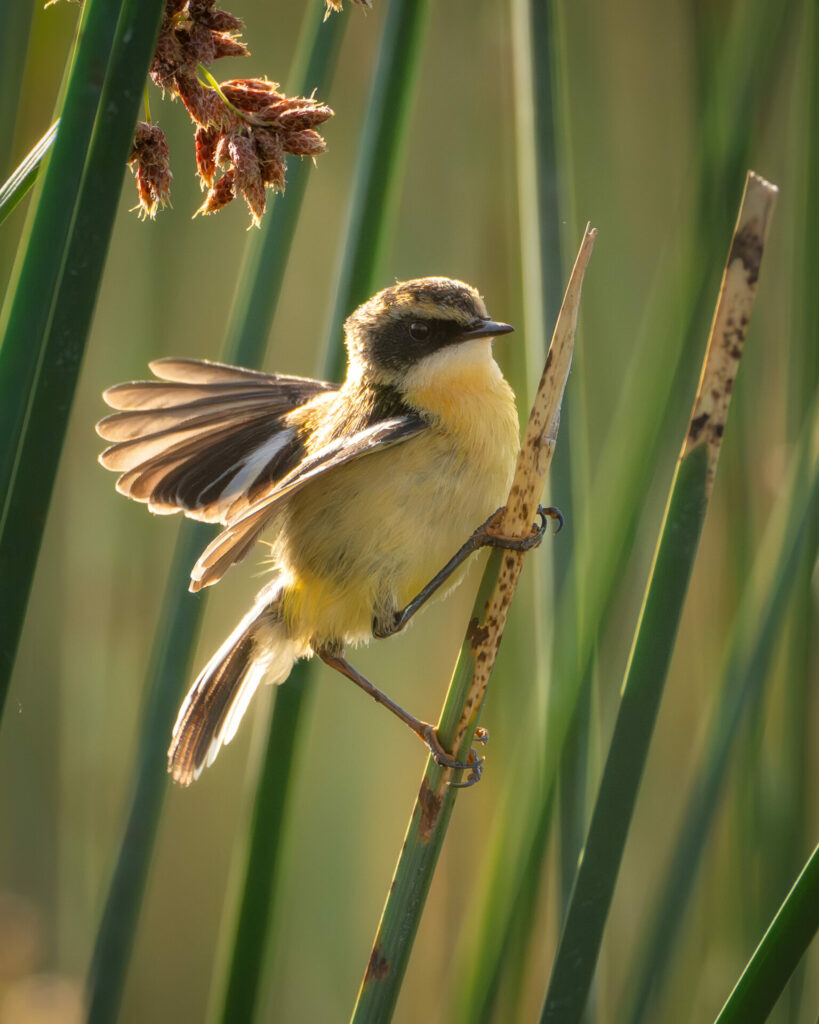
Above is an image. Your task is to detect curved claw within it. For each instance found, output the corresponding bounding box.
[539,504,564,534]
[449,751,484,788]
[420,724,477,773]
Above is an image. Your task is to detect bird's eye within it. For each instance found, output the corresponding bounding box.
[409,321,430,341]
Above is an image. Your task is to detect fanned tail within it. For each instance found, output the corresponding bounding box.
[168,580,302,785]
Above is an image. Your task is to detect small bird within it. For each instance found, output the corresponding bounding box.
[97,277,555,785]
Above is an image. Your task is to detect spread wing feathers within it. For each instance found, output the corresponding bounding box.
[190,414,428,592]
[97,358,338,523]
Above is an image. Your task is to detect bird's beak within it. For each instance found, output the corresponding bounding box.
[461,318,515,340]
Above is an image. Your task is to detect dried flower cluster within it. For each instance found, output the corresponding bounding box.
[129,122,173,219]
[191,78,333,225]
[129,0,333,223]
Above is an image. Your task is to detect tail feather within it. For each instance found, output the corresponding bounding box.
[168,581,302,785]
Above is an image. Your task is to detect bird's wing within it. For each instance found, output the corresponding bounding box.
[189,414,427,592]
[97,357,338,523]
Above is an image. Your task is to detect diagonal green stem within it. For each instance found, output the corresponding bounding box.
[210,12,346,1023]
[539,443,710,1023]
[0,0,123,516]
[350,556,503,1024]
[322,0,430,377]
[216,6,430,1020]
[86,523,211,1024]
[0,0,164,717]
[713,841,819,1024]
[0,121,59,227]
[622,399,819,1024]
[452,5,792,1016]
[86,10,346,1024]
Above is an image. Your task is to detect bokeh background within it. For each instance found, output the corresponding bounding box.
[0,0,816,1022]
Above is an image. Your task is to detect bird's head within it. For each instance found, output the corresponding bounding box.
[343,277,514,385]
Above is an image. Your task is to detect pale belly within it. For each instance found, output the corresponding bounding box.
[276,426,517,647]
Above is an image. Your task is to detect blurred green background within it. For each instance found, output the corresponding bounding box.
[0,0,816,1022]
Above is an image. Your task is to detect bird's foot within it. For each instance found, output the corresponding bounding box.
[419,723,487,788]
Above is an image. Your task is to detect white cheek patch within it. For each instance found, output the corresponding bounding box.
[408,338,494,377]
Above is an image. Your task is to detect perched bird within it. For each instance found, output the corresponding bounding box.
[98,277,554,785]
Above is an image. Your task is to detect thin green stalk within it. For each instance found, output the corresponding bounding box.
[87,10,346,1023]
[0,0,164,716]
[451,4,792,1013]
[216,6,429,1020]
[540,444,710,1023]
[351,226,595,1024]
[621,378,819,1024]
[0,121,59,227]
[322,0,430,373]
[86,523,211,1024]
[0,0,123,512]
[350,557,502,1024]
[0,2,36,176]
[210,12,346,1024]
[539,173,777,1024]
[713,842,819,1024]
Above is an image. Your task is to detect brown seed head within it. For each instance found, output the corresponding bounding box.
[129,122,172,219]
[194,125,220,188]
[196,169,235,216]
[283,129,326,157]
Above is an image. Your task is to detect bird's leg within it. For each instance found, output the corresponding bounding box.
[318,648,482,776]
[373,504,563,640]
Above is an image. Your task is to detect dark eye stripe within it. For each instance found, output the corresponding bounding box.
[369,317,467,372]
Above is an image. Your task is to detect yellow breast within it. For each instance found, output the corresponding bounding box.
[279,340,520,647]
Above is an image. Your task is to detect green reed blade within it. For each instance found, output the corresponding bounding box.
[713,841,819,1024]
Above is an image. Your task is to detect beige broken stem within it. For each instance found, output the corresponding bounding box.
[449,223,597,758]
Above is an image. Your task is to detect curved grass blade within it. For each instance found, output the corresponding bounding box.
[713,841,819,1024]
[0,0,165,717]
[86,522,211,1024]
[450,7,793,1017]
[539,173,777,1024]
[0,0,123,516]
[622,395,819,1024]
[215,6,431,1019]
[322,0,431,374]
[350,227,596,1024]
[86,11,345,1024]
[209,12,347,1024]
[0,122,58,228]
[0,2,36,177]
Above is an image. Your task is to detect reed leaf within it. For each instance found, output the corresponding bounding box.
[351,227,595,1024]
[452,5,792,1013]
[713,841,819,1024]
[86,522,211,1024]
[209,12,346,1023]
[622,394,819,1023]
[0,2,36,177]
[215,4,431,1017]
[0,0,164,715]
[0,122,59,228]
[539,172,777,1024]
[322,0,430,371]
[86,10,346,1023]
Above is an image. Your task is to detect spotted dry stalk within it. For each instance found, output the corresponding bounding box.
[452,225,597,759]
[680,171,778,492]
